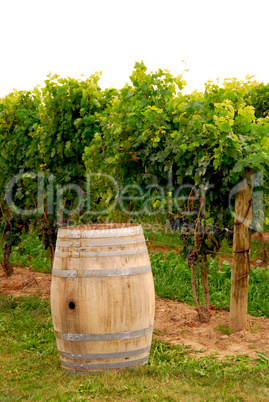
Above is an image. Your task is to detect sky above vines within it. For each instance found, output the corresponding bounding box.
[1,0,268,97]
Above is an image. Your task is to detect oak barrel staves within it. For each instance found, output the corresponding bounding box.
[50,223,155,374]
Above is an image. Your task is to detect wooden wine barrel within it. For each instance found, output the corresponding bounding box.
[50,223,155,374]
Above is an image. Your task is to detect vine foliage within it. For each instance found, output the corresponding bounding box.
[0,63,268,321]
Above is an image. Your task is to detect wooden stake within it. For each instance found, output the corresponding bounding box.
[229,171,254,332]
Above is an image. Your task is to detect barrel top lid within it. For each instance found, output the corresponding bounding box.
[60,223,141,231]
[57,223,143,239]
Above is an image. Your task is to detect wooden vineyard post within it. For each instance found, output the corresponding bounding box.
[229,171,254,332]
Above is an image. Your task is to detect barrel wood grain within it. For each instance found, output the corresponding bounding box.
[50,223,155,373]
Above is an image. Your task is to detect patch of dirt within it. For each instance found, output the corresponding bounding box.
[147,244,180,255]
[0,265,51,299]
[1,264,269,359]
[148,232,269,267]
[154,296,269,359]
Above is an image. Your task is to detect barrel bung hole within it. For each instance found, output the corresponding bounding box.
[69,301,76,310]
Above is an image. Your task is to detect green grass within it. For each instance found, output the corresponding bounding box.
[1,228,269,318]
[0,232,51,273]
[251,235,269,261]
[216,323,232,336]
[0,294,269,401]
[221,236,269,262]
[144,224,183,249]
[146,225,269,260]
[151,251,233,310]
[151,250,269,318]
[0,229,269,400]
[1,225,268,274]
